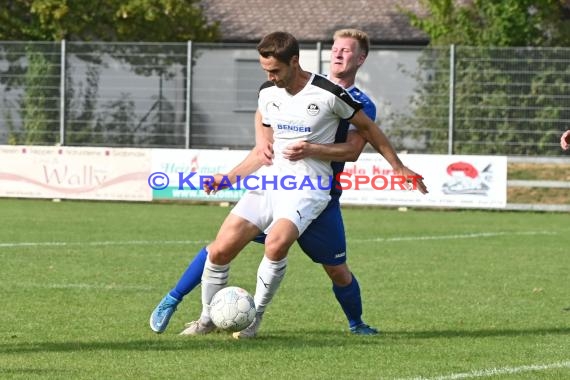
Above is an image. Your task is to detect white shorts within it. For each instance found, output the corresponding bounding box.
[231,188,330,236]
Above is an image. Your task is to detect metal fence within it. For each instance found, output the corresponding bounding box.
[389,45,570,156]
[1,41,569,156]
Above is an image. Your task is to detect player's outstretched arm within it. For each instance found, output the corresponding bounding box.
[226,149,264,183]
[207,110,274,193]
[349,110,428,194]
[204,148,265,194]
[282,131,366,162]
[254,109,274,165]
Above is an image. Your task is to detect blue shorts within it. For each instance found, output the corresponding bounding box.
[253,197,346,266]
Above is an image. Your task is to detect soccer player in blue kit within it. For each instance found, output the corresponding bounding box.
[150,29,428,338]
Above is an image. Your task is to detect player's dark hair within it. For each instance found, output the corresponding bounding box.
[257,32,299,65]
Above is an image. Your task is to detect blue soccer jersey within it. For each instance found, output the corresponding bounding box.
[297,85,376,265]
[329,86,377,198]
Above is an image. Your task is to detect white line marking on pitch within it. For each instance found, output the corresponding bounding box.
[397,360,570,380]
[0,239,210,248]
[0,231,556,249]
[8,283,154,291]
[349,231,557,243]
[350,230,556,243]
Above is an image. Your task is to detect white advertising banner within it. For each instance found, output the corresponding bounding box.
[0,145,152,201]
[340,153,507,208]
[151,148,250,202]
[1,145,507,209]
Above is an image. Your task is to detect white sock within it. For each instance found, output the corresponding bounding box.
[200,256,229,323]
[254,255,288,314]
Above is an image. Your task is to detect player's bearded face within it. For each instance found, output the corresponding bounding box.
[260,56,294,88]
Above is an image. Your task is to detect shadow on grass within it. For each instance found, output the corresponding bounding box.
[386,326,570,339]
[0,368,70,376]
[1,326,568,354]
[1,329,375,354]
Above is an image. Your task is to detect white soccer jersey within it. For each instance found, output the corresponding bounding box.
[258,73,362,178]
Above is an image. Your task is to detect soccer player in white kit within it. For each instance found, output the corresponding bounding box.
[151,29,419,337]
[181,31,426,335]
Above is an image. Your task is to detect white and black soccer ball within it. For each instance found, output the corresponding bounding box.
[209,286,256,332]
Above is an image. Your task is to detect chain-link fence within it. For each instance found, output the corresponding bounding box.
[1,41,190,148]
[1,42,569,155]
[388,45,570,156]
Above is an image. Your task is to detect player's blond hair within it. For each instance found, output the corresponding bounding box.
[333,28,370,57]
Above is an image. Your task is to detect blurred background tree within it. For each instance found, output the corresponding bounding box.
[392,0,570,155]
[0,0,219,146]
[0,0,219,41]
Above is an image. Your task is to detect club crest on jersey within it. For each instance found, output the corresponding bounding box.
[306,103,320,116]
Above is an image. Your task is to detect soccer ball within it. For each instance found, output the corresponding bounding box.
[209,286,256,332]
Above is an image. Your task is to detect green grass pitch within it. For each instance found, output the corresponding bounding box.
[0,198,568,379]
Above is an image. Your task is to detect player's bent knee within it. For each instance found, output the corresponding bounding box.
[207,241,237,264]
[263,239,291,261]
[323,264,352,286]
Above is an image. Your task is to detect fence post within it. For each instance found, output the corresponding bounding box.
[59,39,66,145]
[448,44,455,155]
[316,41,322,75]
[185,40,193,149]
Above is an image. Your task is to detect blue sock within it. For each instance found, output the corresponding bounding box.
[168,246,208,301]
[332,274,363,328]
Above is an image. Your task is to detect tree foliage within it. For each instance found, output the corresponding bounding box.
[405,0,570,47]
[21,47,56,144]
[395,0,570,155]
[0,0,219,146]
[0,0,219,42]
